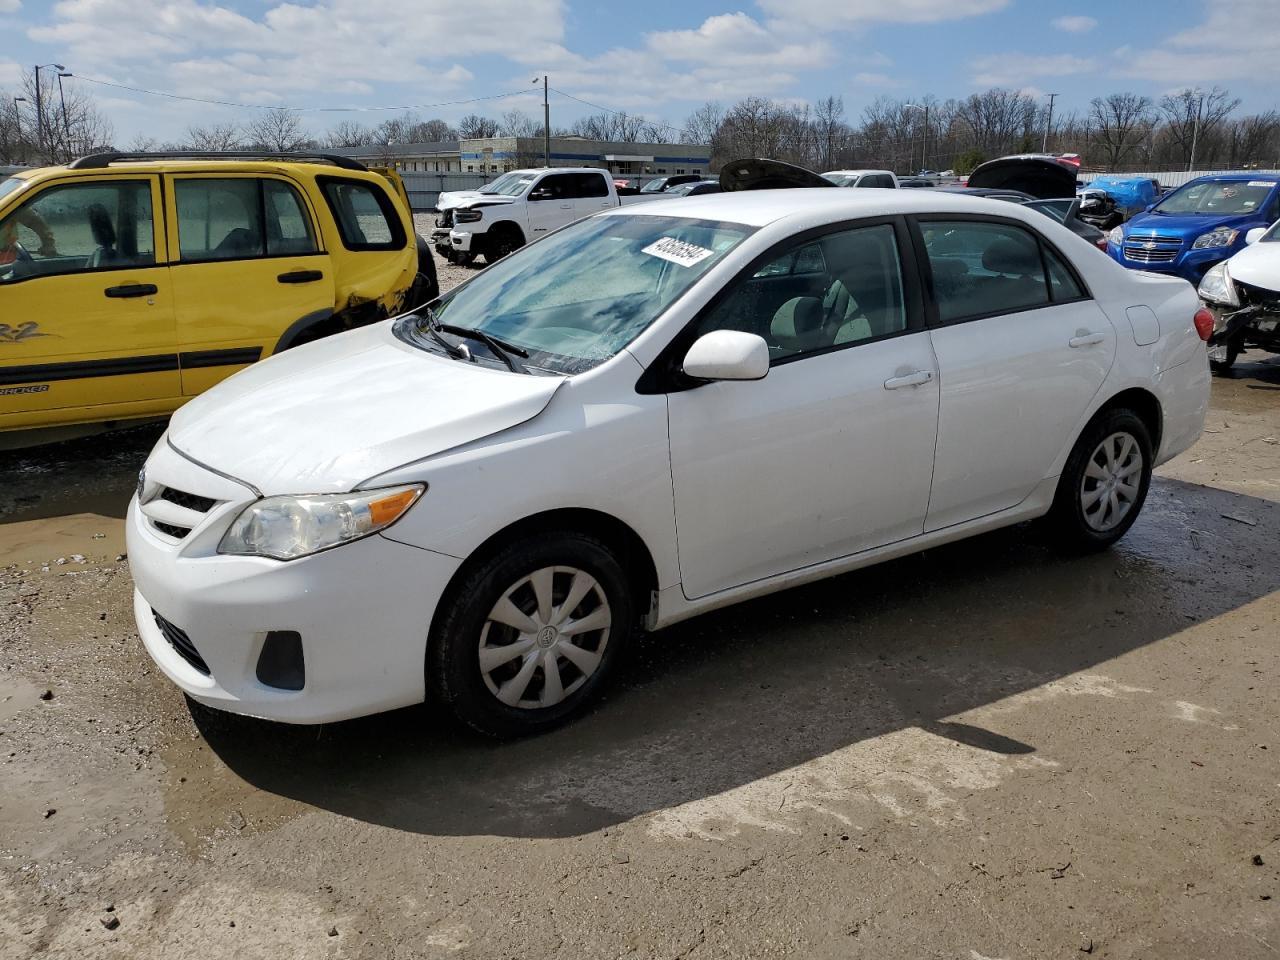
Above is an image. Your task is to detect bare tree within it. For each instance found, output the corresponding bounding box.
[812,96,847,171]
[0,93,30,164]
[458,114,500,139]
[681,102,723,146]
[1158,87,1239,168]
[324,120,375,147]
[1088,93,1155,169]
[954,88,1038,156]
[243,108,312,152]
[407,118,457,142]
[499,109,541,138]
[185,122,243,151]
[19,70,114,162]
[1226,111,1279,168]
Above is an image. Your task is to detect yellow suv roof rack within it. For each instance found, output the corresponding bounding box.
[69,151,369,172]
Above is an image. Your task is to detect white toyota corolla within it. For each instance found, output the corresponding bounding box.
[128,189,1211,736]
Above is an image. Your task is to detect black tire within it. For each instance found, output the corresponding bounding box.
[484,225,523,264]
[1209,335,1241,375]
[428,532,635,737]
[1049,408,1153,551]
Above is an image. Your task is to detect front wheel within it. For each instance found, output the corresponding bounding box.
[1208,336,1241,375]
[1049,409,1153,551]
[428,533,635,737]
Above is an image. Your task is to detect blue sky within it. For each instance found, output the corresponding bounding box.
[2,0,1275,143]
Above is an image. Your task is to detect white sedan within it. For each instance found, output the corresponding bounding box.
[128,189,1211,736]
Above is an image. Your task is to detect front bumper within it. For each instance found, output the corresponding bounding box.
[127,444,461,724]
[1110,242,1234,284]
[448,229,476,252]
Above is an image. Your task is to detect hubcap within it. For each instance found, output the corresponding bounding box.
[478,566,611,709]
[1080,431,1143,532]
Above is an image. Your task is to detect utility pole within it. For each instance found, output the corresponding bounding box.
[33,63,65,164]
[543,75,550,169]
[1188,90,1204,172]
[1042,93,1058,153]
[56,71,72,161]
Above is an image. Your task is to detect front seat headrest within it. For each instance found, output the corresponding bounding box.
[87,204,116,249]
[981,237,1040,276]
[771,296,825,351]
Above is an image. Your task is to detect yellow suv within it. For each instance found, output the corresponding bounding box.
[0,151,437,442]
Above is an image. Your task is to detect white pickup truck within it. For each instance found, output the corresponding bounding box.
[436,167,660,264]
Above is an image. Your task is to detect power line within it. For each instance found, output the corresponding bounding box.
[67,74,535,114]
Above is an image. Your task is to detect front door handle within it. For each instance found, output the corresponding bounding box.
[884,369,934,390]
[104,283,158,299]
[277,270,324,284]
[1069,331,1106,348]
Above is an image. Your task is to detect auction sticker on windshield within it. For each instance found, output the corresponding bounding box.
[1248,181,1275,188]
[642,237,715,268]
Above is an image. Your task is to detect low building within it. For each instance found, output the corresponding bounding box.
[333,136,710,178]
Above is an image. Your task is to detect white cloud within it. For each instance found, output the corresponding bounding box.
[1115,0,1280,85]
[970,52,1096,87]
[0,0,22,11]
[0,60,21,86]
[647,13,832,69]
[1051,15,1097,33]
[853,72,896,88]
[759,0,1009,31]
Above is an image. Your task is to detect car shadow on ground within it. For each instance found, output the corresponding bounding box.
[1225,350,1280,391]
[193,475,1279,839]
[0,422,162,523]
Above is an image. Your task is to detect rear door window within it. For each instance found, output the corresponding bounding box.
[318,177,406,251]
[920,220,1055,323]
[264,180,319,256]
[573,173,609,198]
[175,179,264,261]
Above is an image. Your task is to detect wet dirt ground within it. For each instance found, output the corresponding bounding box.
[1,264,1279,957]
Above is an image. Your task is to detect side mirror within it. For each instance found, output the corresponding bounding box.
[1143,204,1155,213]
[529,188,552,201]
[682,330,770,382]
[1245,227,1267,245]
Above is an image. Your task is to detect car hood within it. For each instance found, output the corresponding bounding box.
[1124,212,1247,239]
[436,190,485,211]
[967,156,1077,199]
[1227,241,1280,292]
[719,158,835,192]
[452,195,518,210]
[167,323,565,495]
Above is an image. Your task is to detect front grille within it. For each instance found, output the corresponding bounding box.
[153,521,191,540]
[152,609,210,675]
[1133,233,1184,245]
[1239,281,1280,311]
[1124,247,1179,263]
[160,487,217,513]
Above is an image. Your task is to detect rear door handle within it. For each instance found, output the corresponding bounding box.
[884,369,934,390]
[277,270,324,284]
[1069,332,1106,348]
[104,283,157,299]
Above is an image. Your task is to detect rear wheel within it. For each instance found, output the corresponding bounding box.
[428,532,635,737]
[1049,408,1153,551]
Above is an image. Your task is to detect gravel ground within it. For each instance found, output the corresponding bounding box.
[1,314,1279,957]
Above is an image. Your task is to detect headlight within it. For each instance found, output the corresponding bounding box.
[455,208,483,223]
[1192,228,1239,249]
[1108,226,1124,246]
[1197,261,1239,307]
[218,484,424,560]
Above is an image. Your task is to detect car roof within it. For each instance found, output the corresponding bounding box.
[608,186,1045,228]
[1187,172,1280,183]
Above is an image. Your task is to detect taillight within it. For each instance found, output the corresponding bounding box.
[1193,307,1214,342]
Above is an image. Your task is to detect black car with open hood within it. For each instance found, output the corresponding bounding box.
[718,158,836,192]
[967,155,1079,200]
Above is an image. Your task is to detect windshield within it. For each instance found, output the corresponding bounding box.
[1023,199,1072,223]
[1262,222,1280,243]
[640,179,668,193]
[1155,179,1276,216]
[0,177,25,204]
[825,174,858,187]
[481,174,535,197]
[402,214,754,374]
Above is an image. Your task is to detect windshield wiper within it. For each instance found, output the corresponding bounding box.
[439,323,529,374]
[419,309,470,361]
